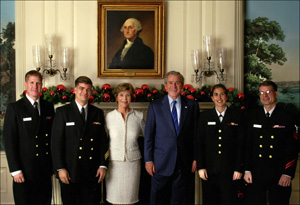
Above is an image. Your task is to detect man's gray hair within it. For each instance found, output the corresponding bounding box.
[164,71,185,85]
[120,18,143,34]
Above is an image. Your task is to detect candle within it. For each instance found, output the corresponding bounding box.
[48,42,53,56]
[219,56,223,70]
[205,36,211,58]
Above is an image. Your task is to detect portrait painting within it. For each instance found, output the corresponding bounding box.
[98,1,164,78]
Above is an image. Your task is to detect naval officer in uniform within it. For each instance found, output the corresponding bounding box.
[244,80,298,205]
[4,70,55,205]
[51,76,108,205]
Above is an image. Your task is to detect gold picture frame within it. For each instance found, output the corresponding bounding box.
[97,1,164,78]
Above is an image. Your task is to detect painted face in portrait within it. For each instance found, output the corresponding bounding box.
[164,74,183,100]
[74,83,92,106]
[259,85,278,108]
[24,75,43,101]
[211,87,228,109]
[123,20,137,42]
[117,90,132,109]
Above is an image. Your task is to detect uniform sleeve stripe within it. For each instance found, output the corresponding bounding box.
[285,159,296,169]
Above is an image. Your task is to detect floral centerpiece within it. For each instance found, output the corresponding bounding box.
[21,84,245,109]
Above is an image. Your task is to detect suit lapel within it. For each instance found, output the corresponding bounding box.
[85,104,96,131]
[161,96,177,135]
[178,97,188,135]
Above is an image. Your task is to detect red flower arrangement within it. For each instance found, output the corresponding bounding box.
[20,83,245,109]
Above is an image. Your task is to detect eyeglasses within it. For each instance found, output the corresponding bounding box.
[260,90,273,95]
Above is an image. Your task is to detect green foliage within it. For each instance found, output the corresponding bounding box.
[244,17,287,108]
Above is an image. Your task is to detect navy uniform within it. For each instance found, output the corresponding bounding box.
[244,106,298,204]
[4,96,55,205]
[51,100,108,204]
[197,107,244,204]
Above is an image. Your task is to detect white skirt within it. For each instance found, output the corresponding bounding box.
[106,159,141,204]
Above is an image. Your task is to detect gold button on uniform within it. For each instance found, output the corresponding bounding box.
[271,136,274,139]
[35,136,38,139]
[219,137,222,140]
[260,136,263,139]
[36,153,39,157]
[78,156,82,159]
[90,138,94,141]
[46,152,48,155]
[36,145,38,148]
[80,138,82,141]
[91,148,94,151]
[79,147,82,150]
[218,151,221,154]
[46,143,48,146]
[269,155,272,158]
[218,130,222,133]
[270,145,273,149]
[89,157,92,160]
[259,154,262,158]
[218,144,221,147]
[45,134,48,137]
[259,145,263,148]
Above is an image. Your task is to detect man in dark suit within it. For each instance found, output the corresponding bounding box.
[244,80,299,205]
[4,70,55,205]
[144,71,199,204]
[109,18,154,69]
[51,76,108,205]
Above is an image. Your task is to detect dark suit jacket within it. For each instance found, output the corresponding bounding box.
[144,96,199,176]
[51,101,108,183]
[196,107,244,175]
[244,106,298,179]
[109,37,154,69]
[4,97,55,180]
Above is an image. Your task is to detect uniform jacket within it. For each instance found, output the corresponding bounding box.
[196,107,244,175]
[105,109,145,161]
[109,37,154,69]
[244,106,298,179]
[4,97,55,180]
[51,101,108,183]
[144,96,199,176]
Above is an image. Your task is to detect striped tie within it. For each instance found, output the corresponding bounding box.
[172,101,178,134]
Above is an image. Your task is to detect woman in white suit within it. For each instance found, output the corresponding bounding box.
[105,83,145,204]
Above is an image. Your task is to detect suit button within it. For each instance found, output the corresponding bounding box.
[45,134,48,137]
[90,138,94,141]
[218,144,221,147]
[269,155,272,158]
[36,145,38,148]
[79,147,82,150]
[218,151,221,154]
[218,130,222,133]
[35,136,38,139]
[270,145,273,149]
[259,145,263,148]
[36,153,39,157]
[260,136,263,139]
[46,152,49,155]
[78,156,82,159]
[271,136,274,139]
[91,147,94,151]
[89,157,92,160]
[219,137,222,140]
[259,154,262,158]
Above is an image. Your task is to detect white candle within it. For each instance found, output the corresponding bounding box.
[219,56,223,70]
[48,42,53,56]
[205,36,211,58]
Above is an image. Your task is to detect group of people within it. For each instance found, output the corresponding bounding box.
[3,70,299,205]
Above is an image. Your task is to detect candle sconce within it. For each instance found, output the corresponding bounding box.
[191,36,226,83]
[32,34,70,81]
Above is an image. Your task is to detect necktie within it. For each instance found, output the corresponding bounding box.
[81,107,85,122]
[172,101,178,134]
[266,112,270,118]
[219,114,223,122]
[34,101,39,116]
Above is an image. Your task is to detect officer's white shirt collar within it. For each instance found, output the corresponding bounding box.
[215,106,227,118]
[264,105,276,117]
[75,100,88,119]
[26,94,40,112]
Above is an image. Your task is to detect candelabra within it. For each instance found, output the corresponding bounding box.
[191,36,226,83]
[32,34,70,81]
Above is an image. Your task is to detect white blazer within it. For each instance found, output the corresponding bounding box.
[105,109,145,161]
